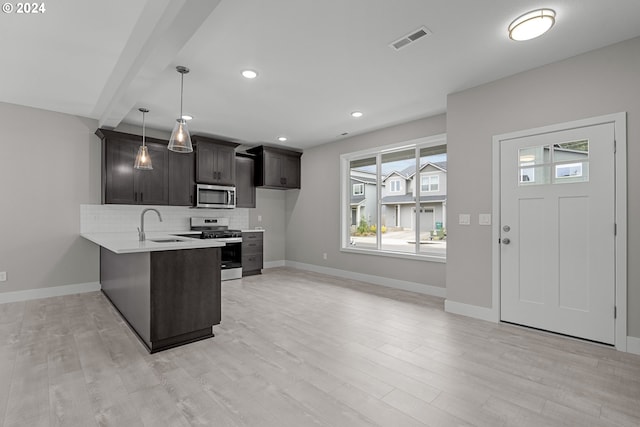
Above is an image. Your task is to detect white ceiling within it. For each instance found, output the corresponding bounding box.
[3,0,640,149]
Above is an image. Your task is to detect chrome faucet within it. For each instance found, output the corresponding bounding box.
[138,208,163,241]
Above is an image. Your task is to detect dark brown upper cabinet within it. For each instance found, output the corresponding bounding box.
[168,150,195,206]
[97,129,169,205]
[192,135,239,186]
[246,145,302,189]
[235,154,256,208]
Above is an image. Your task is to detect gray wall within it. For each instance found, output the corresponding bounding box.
[249,188,286,263]
[284,114,447,289]
[0,103,101,293]
[446,36,640,338]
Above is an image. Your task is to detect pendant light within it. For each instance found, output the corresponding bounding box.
[134,108,153,170]
[168,66,193,153]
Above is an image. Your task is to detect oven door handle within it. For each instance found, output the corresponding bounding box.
[217,237,242,243]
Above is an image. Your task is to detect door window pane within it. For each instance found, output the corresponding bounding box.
[519,145,550,186]
[553,140,589,183]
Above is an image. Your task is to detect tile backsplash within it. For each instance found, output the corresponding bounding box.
[81,204,249,233]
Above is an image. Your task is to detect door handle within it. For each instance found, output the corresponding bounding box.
[502,238,511,245]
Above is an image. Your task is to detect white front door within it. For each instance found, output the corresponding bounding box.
[500,123,616,344]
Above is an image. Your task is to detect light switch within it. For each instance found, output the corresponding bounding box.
[257,215,262,222]
[458,214,470,225]
[479,214,492,226]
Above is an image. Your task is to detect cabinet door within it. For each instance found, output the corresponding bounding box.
[137,142,169,205]
[105,139,138,204]
[150,247,220,342]
[196,141,216,184]
[215,145,236,186]
[282,154,301,189]
[235,156,255,208]
[169,151,194,206]
[263,151,284,187]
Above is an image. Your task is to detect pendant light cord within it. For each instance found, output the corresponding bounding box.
[179,72,184,119]
[142,111,146,147]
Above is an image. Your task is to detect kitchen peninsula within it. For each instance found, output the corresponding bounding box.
[82,232,225,353]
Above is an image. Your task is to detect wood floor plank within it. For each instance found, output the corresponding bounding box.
[1,267,640,427]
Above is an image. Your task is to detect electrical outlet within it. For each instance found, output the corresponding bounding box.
[257,215,262,222]
[459,214,471,225]
[0,272,6,282]
[323,253,327,260]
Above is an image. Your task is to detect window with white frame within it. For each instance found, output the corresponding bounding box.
[421,174,439,192]
[389,179,402,193]
[341,135,447,261]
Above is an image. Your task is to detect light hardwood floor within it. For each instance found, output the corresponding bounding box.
[1,267,639,426]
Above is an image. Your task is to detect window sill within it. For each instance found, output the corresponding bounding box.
[340,247,446,263]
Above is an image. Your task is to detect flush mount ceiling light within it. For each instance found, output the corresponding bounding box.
[508,9,556,41]
[242,69,258,79]
[134,108,152,170]
[278,136,288,142]
[351,111,363,118]
[168,66,193,153]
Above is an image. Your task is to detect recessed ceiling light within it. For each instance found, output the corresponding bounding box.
[508,9,556,41]
[181,115,193,121]
[242,70,258,79]
[351,111,363,118]
[278,136,288,142]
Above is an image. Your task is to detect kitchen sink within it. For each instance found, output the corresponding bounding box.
[149,238,187,243]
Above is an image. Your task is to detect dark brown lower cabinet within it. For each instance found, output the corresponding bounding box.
[242,231,263,276]
[100,247,221,353]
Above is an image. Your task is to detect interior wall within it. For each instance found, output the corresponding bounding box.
[446,36,640,337]
[249,189,286,263]
[284,114,447,290]
[0,102,101,294]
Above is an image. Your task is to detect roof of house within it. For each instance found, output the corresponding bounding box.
[401,161,447,178]
[351,176,377,185]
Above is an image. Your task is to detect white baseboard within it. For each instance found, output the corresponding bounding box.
[627,336,640,356]
[284,260,446,298]
[444,299,499,323]
[0,282,102,304]
[264,260,285,269]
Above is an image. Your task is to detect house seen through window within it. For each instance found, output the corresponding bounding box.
[341,136,447,260]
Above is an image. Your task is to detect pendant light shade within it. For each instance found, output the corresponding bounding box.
[168,66,193,153]
[134,108,153,170]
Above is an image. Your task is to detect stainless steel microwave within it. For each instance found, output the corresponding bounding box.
[196,184,236,209]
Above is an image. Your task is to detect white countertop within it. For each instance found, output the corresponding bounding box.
[81,231,226,254]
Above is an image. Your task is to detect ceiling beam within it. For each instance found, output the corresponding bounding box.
[93,0,222,128]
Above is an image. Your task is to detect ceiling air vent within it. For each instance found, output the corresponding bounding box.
[390,26,432,51]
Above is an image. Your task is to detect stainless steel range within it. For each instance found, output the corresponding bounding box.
[173,217,242,281]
